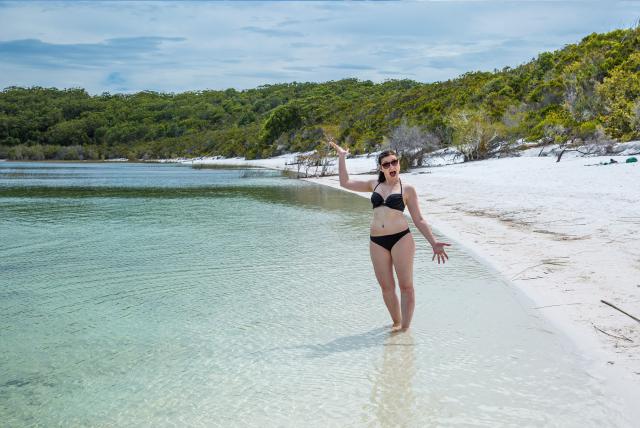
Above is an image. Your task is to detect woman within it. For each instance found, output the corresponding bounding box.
[329,140,450,332]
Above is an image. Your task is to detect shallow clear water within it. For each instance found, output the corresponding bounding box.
[0,162,629,427]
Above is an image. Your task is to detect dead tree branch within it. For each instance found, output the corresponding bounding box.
[592,323,633,342]
[601,300,640,324]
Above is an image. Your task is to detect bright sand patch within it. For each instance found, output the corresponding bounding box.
[185,153,640,418]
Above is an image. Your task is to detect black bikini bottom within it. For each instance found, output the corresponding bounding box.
[370,228,411,252]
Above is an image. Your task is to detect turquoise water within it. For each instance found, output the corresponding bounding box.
[0,162,629,427]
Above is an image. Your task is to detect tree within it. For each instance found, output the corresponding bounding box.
[449,110,502,161]
[387,119,441,168]
[260,103,303,145]
[597,52,640,140]
[46,119,89,146]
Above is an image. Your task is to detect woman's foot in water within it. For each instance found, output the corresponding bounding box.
[390,323,403,333]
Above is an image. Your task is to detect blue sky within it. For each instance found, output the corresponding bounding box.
[0,0,638,94]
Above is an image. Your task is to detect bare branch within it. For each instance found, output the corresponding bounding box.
[601,300,640,324]
[592,324,633,342]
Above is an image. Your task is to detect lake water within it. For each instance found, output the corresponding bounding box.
[0,162,629,427]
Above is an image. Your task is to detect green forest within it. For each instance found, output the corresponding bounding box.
[1,26,639,161]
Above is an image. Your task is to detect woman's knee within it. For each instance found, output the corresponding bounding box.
[378,281,396,293]
[398,282,414,293]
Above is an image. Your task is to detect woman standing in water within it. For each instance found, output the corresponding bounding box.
[329,140,450,332]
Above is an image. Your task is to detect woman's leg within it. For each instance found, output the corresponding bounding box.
[391,233,416,330]
[370,241,402,328]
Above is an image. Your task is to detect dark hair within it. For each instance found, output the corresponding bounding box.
[377,149,397,183]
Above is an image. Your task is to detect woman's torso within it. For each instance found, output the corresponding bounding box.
[370,179,409,236]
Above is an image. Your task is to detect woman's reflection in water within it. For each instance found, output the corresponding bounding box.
[367,331,417,427]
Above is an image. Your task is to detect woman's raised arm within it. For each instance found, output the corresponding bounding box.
[328,140,373,192]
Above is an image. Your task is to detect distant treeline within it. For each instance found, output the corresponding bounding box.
[1,27,639,161]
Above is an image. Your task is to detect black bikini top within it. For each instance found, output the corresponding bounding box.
[371,180,405,212]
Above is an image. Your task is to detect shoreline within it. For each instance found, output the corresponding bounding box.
[4,153,639,418]
[184,152,640,420]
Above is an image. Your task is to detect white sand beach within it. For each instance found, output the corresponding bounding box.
[182,151,640,417]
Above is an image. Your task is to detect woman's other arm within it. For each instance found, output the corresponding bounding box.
[405,184,451,263]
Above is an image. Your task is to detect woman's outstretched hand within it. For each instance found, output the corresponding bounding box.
[328,139,349,157]
[432,242,451,264]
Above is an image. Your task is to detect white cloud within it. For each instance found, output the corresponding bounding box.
[0,0,637,93]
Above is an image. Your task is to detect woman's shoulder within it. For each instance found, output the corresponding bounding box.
[402,182,419,196]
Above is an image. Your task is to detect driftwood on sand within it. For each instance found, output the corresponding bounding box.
[601,299,640,324]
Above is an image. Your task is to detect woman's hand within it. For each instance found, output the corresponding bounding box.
[328,139,349,157]
[431,242,451,264]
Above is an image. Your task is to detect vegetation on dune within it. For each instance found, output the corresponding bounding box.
[1,26,639,161]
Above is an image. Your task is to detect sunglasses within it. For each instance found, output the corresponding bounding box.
[380,159,399,169]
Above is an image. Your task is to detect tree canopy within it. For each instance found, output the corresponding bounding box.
[1,26,639,161]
